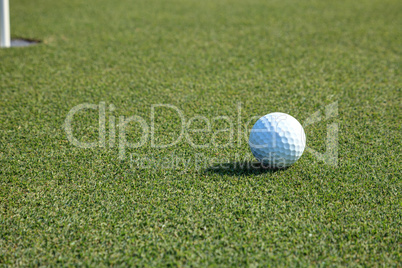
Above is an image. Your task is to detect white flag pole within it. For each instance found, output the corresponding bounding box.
[0,0,11,48]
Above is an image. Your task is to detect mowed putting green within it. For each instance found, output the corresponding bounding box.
[0,0,400,266]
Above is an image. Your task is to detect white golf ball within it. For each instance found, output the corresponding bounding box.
[249,112,306,168]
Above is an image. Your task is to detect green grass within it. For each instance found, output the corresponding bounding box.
[1,0,401,266]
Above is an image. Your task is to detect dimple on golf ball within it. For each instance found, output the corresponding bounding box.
[249,112,306,169]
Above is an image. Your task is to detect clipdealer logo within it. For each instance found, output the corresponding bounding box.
[63,101,338,167]
[64,102,246,161]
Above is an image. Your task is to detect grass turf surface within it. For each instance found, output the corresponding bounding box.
[1,0,401,266]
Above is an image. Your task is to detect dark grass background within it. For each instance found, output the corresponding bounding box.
[0,0,401,266]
